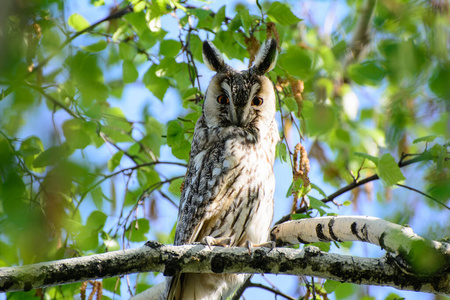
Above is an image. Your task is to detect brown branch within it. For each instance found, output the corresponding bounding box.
[343,0,377,69]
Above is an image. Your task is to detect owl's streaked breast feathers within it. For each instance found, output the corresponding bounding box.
[164,38,279,300]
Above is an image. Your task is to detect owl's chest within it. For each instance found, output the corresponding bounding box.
[198,136,275,244]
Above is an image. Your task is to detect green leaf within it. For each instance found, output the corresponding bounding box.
[303,104,336,136]
[278,47,312,78]
[90,187,103,210]
[33,146,66,168]
[119,43,137,60]
[126,219,150,242]
[166,121,184,147]
[1,173,26,224]
[101,232,120,251]
[103,277,121,295]
[284,97,298,113]
[238,9,252,34]
[413,135,440,144]
[108,151,123,172]
[429,64,450,99]
[68,13,90,31]
[354,152,379,165]
[334,283,356,299]
[347,61,386,86]
[212,6,226,30]
[146,169,161,187]
[63,119,91,149]
[81,40,107,52]
[343,200,352,206]
[266,2,301,26]
[160,39,181,57]
[19,136,45,172]
[309,196,330,209]
[377,153,405,186]
[86,210,107,230]
[324,280,341,293]
[122,60,139,83]
[310,183,327,198]
[291,213,310,220]
[143,64,169,100]
[168,178,184,197]
[171,139,191,161]
[276,142,288,162]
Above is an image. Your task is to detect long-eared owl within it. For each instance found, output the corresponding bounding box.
[164,38,279,300]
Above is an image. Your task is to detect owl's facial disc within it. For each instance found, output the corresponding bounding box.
[218,73,262,127]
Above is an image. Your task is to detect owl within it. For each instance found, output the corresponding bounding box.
[163,38,279,300]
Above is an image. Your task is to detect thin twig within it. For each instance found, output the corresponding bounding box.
[396,184,450,210]
[247,282,297,300]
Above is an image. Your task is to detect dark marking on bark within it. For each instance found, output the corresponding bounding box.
[328,218,340,241]
[351,222,364,241]
[249,248,271,273]
[379,232,386,250]
[361,224,369,242]
[23,282,32,292]
[211,254,226,273]
[145,240,163,249]
[315,223,330,241]
[297,236,308,245]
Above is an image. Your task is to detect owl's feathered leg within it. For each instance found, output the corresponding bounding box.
[202,236,232,250]
[245,240,276,254]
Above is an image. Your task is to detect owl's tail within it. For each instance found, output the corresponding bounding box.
[164,273,245,300]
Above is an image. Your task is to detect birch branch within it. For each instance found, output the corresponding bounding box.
[1,241,449,295]
[271,216,450,275]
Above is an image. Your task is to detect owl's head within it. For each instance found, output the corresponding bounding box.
[202,39,278,139]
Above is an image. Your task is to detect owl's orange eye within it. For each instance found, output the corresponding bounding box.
[251,97,264,106]
[217,95,229,105]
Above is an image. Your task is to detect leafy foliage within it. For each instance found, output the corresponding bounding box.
[0,0,448,299]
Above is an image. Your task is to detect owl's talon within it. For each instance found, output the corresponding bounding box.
[202,236,232,250]
[245,240,276,254]
[245,240,253,255]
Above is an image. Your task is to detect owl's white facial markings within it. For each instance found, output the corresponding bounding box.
[211,73,266,130]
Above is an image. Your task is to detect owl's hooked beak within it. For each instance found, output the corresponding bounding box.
[229,101,250,128]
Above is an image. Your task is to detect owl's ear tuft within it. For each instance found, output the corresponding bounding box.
[203,40,227,73]
[251,38,278,75]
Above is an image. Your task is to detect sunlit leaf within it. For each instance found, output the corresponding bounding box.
[160,39,181,57]
[377,153,405,186]
[68,13,90,31]
[143,64,169,100]
[63,119,91,149]
[122,60,139,83]
[108,151,123,172]
[81,40,107,52]
[126,219,150,242]
[91,187,103,210]
[354,152,379,165]
[266,2,301,26]
[168,178,184,197]
[347,60,386,85]
[413,135,440,144]
[278,47,312,78]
